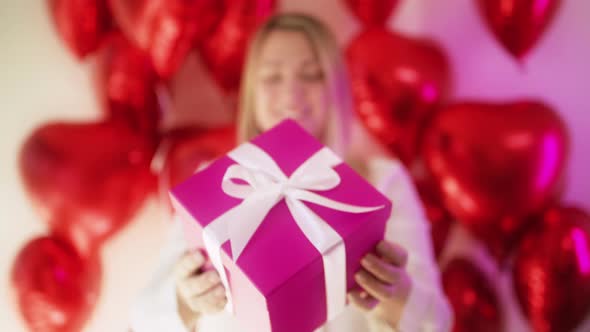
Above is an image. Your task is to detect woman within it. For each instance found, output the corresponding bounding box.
[131,13,452,332]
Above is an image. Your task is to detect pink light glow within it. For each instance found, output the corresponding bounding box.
[571,228,590,275]
[421,83,438,102]
[534,0,551,19]
[535,133,560,191]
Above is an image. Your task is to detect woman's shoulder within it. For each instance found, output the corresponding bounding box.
[346,150,412,192]
[365,156,409,183]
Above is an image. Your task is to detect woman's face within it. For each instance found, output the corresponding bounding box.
[253,30,329,136]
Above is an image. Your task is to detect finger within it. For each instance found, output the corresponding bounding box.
[174,251,205,281]
[355,269,392,302]
[178,270,221,298]
[200,299,227,314]
[377,241,408,267]
[186,284,226,312]
[199,286,228,315]
[347,290,378,312]
[361,253,402,284]
[186,284,227,313]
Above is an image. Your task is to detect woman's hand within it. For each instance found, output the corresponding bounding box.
[348,240,413,328]
[174,250,227,328]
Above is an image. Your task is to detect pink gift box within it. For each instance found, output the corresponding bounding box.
[170,119,392,332]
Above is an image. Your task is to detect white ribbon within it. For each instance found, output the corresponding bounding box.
[202,143,384,320]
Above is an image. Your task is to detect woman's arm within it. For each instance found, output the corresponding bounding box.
[129,215,193,332]
[369,158,453,332]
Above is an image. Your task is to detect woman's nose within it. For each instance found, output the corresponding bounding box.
[280,78,305,110]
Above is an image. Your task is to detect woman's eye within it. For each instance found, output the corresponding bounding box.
[300,70,324,82]
[260,73,282,84]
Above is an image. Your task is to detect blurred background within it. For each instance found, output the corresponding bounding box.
[1,0,589,331]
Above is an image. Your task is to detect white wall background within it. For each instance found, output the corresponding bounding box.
[1,0,588,331]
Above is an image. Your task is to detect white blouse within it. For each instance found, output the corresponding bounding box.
[130,157,453,332]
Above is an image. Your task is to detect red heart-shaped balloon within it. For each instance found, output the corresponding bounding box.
[109,0,224,78]
[513,206,590,332]
[156,125,236,210]
[95,34,161,135]
[11,235,101,332]
[200,0,276,93]
[344,0,400,27]
[422,101,569,262]
[346,28,451,166]
[443,258,502,332]
[478,0,562,60]
[47,0,112,58]
[19,121,157,254]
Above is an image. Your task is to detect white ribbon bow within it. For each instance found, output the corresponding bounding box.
[202,143,384,320]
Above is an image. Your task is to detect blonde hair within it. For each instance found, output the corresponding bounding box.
[237,13,354,158]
